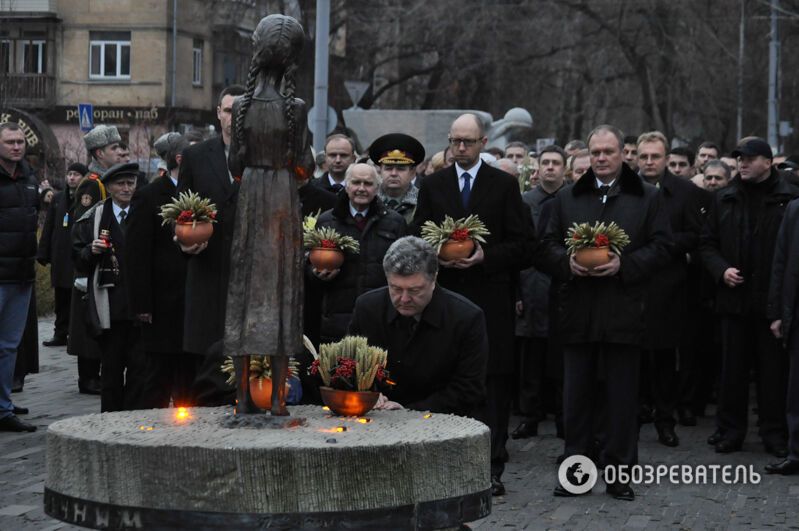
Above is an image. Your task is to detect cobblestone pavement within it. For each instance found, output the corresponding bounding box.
[2,317,798,530]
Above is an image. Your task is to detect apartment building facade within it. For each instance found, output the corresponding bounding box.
[0,0,271,180]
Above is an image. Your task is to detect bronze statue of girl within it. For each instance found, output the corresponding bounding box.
[225,14,313,416]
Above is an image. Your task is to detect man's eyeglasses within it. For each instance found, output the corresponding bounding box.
[448,137,481,147]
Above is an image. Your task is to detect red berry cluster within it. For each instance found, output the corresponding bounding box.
[208,210,217,220]
[333,357,356,378]
[375,366,386,382]
[451,228,470,241]
[309,359,320,375]
[177,210,194,223]
[594,234,610,247]
[320,239,337,249]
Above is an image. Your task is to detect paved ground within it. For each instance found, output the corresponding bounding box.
[2,317,798,530]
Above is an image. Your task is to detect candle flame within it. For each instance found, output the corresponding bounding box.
[423,413,433,419]
[175,407,190,421]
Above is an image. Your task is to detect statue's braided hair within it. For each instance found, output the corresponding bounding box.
[233,14,304,166]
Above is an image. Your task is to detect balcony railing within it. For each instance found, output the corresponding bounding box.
[0,0,57,14]
[0,73,55,108]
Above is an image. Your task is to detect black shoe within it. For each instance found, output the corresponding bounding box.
[678,409,697,426]
[553,483,588,497]
[606,481,634,501]
[13,406,28,415]
[11,378,23,392]
[79,379,102,395]
[764,440,789,459]
[715,438,743,454]
[0,414,36,432]
[707,430,724,445]
[491,475,505,496]
[656,425,680,447]
[43,335,68,347]
[511,421,538,439]
[764,459,799,475]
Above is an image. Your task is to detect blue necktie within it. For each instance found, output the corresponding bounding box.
[461,173,472,208]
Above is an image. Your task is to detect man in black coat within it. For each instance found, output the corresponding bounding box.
[542,125,671,501]
[176,85,244,406]
[635,131,705,448]
[126,134,195,408]
[513,144,568,440]
[311,163,406,343]
[349,236,487,416]
[766,197,799,475]
[411,113,535,496]
[37,162,87,346]
[701,137,799,457]
[72,162,142,412]
[0,122,39,433]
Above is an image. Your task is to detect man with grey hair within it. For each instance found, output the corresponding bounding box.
[311,163,405,343]
[542,124,671,500]
[348,236,488,416]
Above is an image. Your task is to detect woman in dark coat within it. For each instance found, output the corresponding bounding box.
[224,14,314,415]
[67,176,105,393]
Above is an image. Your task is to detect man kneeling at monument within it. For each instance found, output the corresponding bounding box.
[348,236,488,416]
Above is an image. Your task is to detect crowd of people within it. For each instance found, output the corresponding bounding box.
[2,84,799,502]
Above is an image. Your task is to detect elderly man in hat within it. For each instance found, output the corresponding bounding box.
[73,162,142,412]
[37,162,88,348]
[701,137,799,457]
[83,125,124,179]
[371,133,426,224]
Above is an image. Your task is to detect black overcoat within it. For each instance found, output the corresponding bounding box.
[768,198,799,343]
[176,137,239,355]
[313,194,406,342]
[37,189,76,288]
[700,169,799,317]
[348,286,488,416]
[125,175,186,354]
[541,164,672,346]
[642,171,704,349]
[411,162,535,375]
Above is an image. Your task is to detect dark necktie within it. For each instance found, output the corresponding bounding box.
[354,212,366,232]
[386,198,399,209]
[119,210,127,230]
[462,173,472,208]
[331,183,344,194]
[598,185,610,203]
[400,316,418,337]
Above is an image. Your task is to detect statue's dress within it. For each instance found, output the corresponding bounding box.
[224,94,312,358]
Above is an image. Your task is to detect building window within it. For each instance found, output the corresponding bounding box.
[22,40,46,73]
[89,31,131,79]
[192,39,203,86]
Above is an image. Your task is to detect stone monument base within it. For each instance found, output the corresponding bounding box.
[45,405,491,530]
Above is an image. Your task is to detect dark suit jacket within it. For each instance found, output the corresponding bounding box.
[348,286,487,416]
[176,136,239,355]
[37,189,76,288]
[411,162,535,375]
[309,172,345,195]
[125,175,186,353]
[643,171,704,349]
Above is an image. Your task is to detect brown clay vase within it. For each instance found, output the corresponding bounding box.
[320,386,380,417]
[439,238,474,261]
[574,246,611,270]
[309,247,344,270]
[249,377,273,409]
[175,221,214,247]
